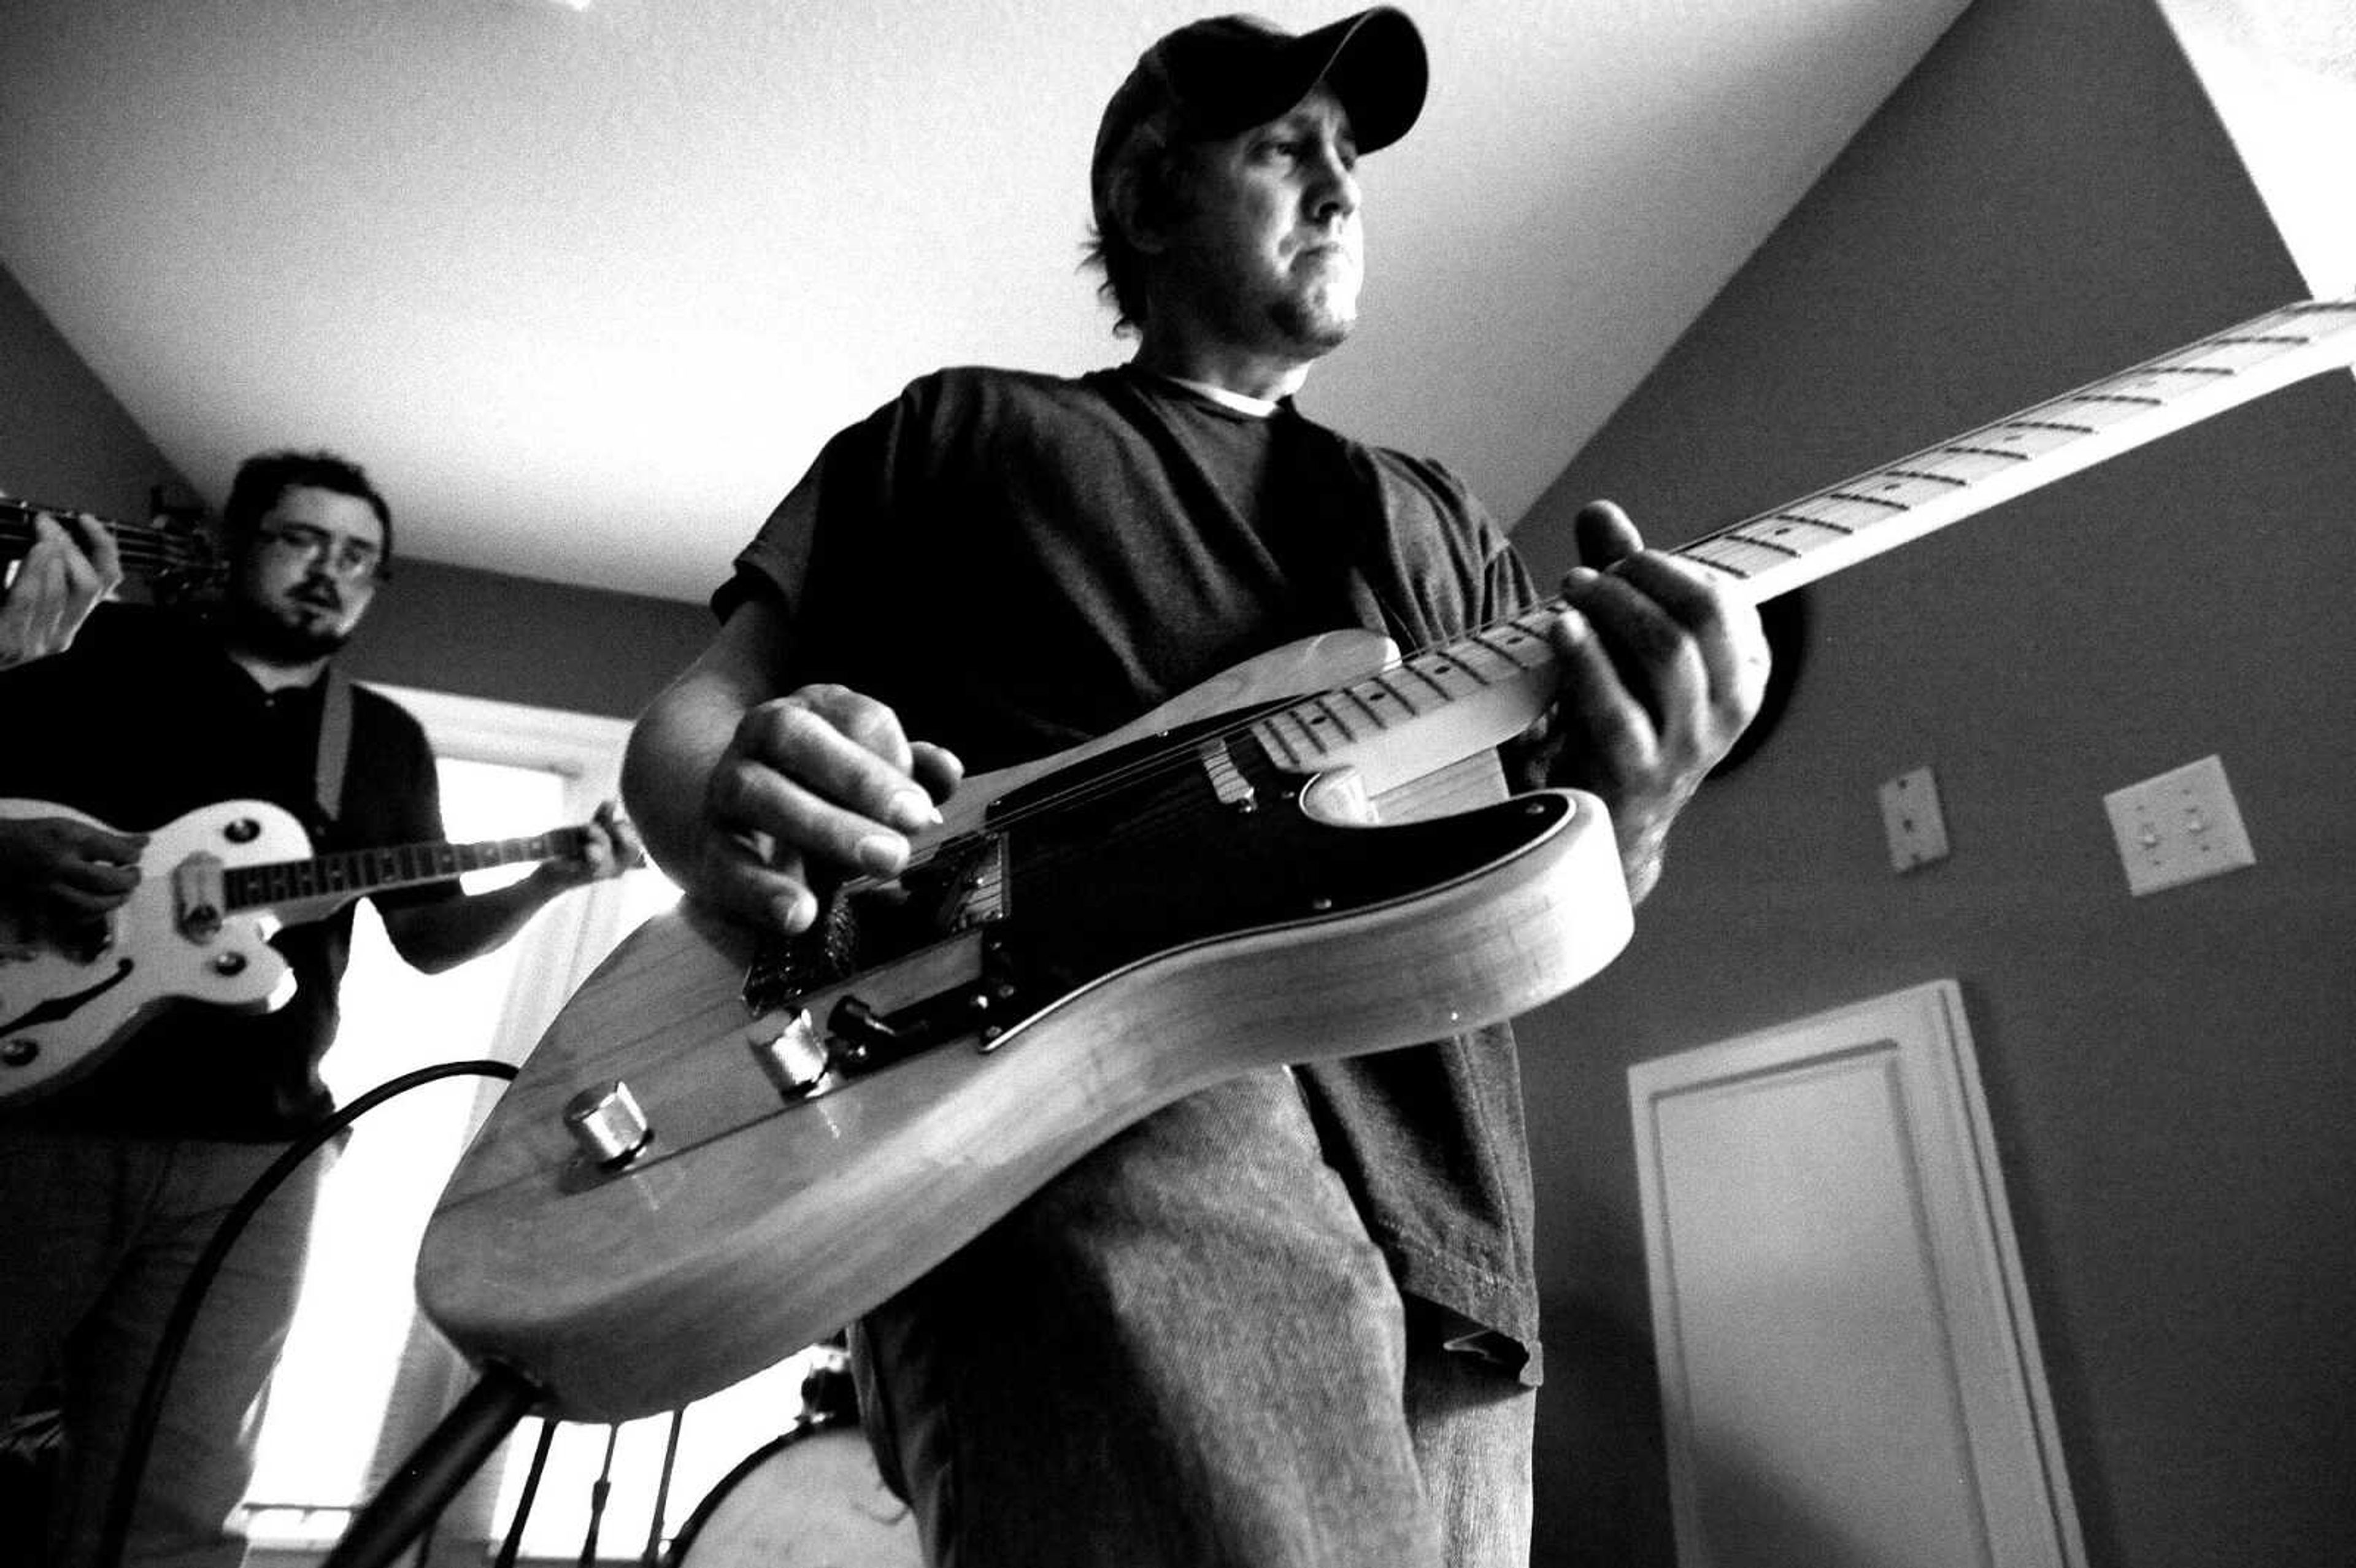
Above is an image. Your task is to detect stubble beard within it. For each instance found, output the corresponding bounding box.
[228,597,354,665]
[1268,277,1357,359]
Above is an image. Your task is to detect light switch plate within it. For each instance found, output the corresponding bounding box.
[2101,753,2256,896]
[1879,766,1950,872]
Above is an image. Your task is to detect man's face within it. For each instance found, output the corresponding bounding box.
[229,484,385,663]
[1163,85,1363,359]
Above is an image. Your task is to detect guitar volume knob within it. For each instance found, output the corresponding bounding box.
[747,1009,831,1100]
[564,1078,652,1167]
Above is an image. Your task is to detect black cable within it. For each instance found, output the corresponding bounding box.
[96,1058,519,1568]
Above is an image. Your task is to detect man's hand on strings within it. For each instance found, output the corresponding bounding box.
[700,683,964,935]
[0,815,147,923]
[1519,500,1770,902]
[531,799,647,894]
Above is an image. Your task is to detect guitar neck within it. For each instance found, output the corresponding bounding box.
[1251,296,2356,795]
[0,500,211,582]
[225,826,592,913]
[1669,296,2356,603]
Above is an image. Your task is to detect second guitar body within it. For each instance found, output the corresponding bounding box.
[0,797,590,1102]
[0,799,310,1099]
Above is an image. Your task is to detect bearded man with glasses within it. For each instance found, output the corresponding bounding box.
[0,449,641,1568]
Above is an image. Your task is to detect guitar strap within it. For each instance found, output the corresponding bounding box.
[314,666,353,829]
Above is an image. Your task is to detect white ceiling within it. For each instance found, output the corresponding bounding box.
[0,0,1971,603]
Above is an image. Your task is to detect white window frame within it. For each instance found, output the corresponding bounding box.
[371,682,642,1045]
[245,685,841,1565]
[244,685,655,1561]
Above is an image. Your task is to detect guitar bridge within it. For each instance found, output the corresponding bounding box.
[172,853,229,942]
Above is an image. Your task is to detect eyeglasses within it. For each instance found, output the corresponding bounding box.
[256,523,385,583]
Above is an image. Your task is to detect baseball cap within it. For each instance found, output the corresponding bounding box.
[1090,9,1428,225]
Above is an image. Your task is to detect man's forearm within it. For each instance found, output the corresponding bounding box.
[621,671,742,890]
[379,871,572,974]
[622,597,795,896]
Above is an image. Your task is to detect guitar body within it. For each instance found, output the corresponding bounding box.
[418,631,1635,1421]
[0,798,302,1102]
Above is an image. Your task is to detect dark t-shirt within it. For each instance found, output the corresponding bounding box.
[725,364,1553,1378]
[0,603,455,1139]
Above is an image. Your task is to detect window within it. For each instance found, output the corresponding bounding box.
[245,758,583,1520]
[239,690,833,1564]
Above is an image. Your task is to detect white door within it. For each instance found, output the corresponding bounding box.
[1627,980,2084,1568]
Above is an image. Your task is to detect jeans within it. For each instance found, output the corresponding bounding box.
[852,1068,1534,1567]
[0,1130,326,1568]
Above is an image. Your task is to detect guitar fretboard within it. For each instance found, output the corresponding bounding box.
[225,828,591,911]
[1248,296,2356,789]
[0,500,214,582]
[1671,296,2356,600]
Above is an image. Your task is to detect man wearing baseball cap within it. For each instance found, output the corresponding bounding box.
[626,9,1766,1563]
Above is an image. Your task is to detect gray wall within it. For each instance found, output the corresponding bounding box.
[1511,0,2355,1563]
[0,263,192,520]
[337,558,710,721]
[0,263,710,720]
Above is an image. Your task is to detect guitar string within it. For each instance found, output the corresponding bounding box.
[844,298,2352,890]
[0,532,201,571]
[1,509,209,573]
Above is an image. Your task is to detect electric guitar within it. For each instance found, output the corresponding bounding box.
[1,498,221,601]
[417,297,2356,1423]
[0,798,596,1103]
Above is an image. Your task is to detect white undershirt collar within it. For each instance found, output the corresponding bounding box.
[1152,371,1279,420]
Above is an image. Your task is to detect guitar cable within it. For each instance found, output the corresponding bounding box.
[95,1058,522,1568]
